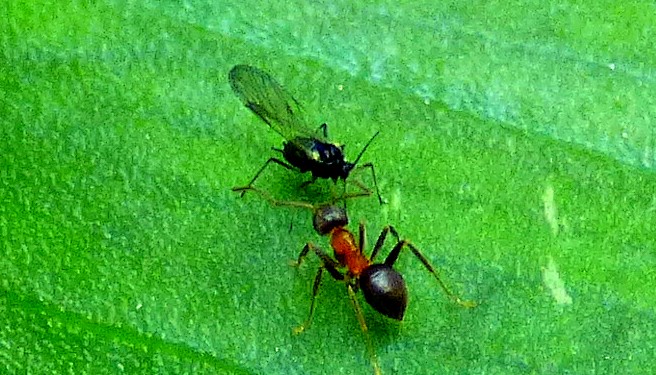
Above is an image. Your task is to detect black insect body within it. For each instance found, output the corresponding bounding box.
[229,64,382,203]
[281,136,349,180]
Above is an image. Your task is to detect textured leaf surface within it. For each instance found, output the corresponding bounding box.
[1,1,654,374]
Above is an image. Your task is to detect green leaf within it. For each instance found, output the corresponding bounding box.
[2,1,654,374]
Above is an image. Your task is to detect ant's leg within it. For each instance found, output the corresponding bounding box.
[293,243,344,334]
[288,215,295,234]
[382,227,476,308]
[346,284,382,375]
[368,226,391,262]
[358,222,367,256]
[235,158,295,197]
[292,242,338,268]
[379,226,403,265]
[341,180,373,210]
[232,185,371,210]
[292,243,313,267]
[303,176,371,206]
[346,177,372,197]
[294,243,344,280]
[343,184,372,201]
[292,267,324,335]
[232,186,315,210]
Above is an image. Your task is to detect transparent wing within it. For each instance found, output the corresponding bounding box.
[228,65,322,141]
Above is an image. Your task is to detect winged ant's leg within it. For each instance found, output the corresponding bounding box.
[317,123,329,138]
[347,131,384,204]
[238,157,296,197]
[351,162,383,204]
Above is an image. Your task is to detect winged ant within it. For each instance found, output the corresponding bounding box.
[228,64,384,204]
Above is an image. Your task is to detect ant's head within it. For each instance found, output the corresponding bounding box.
[313,205,348,235]
[359,264,408,320]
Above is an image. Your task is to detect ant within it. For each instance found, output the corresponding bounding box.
[232,186,476,375]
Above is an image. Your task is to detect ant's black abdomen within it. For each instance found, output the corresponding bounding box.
[282,138,352,180]
[360,264,408,320]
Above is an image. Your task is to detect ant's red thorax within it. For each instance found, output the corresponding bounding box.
[330,227,370,276]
